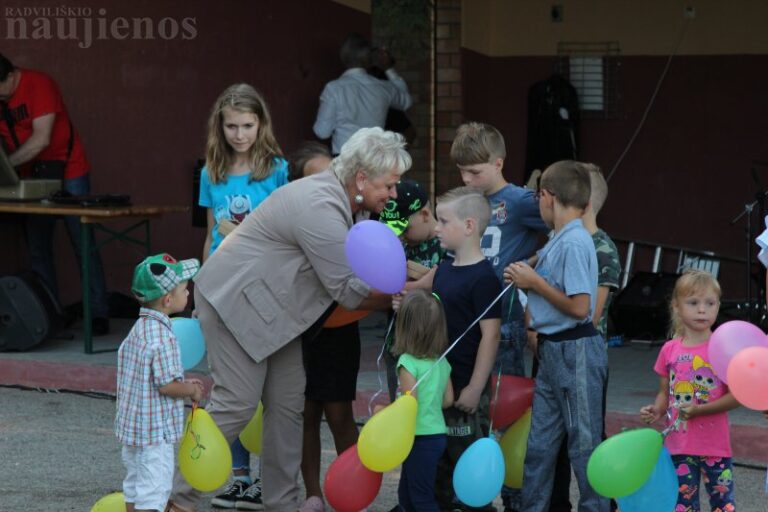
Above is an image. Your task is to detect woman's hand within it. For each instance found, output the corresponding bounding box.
[640,405,663,424]
[392,291,408,312]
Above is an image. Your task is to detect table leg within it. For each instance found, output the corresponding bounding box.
[82,222,93,354]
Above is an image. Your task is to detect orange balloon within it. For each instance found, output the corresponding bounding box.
[324,305,370,328]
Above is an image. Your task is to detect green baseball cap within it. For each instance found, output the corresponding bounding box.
[379,179,429,236]
[132,253,200,302]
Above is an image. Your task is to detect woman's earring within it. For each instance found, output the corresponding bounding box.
[354,192,364,205]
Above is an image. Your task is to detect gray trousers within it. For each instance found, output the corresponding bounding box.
[170,289,306,511]
[520,335,609,512]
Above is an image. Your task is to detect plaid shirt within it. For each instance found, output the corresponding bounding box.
[115,307,185,446]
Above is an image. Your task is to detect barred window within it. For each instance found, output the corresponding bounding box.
[557,42,621,119]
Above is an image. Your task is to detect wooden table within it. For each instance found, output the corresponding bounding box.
[0,202,188,353]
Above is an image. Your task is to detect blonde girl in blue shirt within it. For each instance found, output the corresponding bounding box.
[200,83,288,259]
[200,83,288,510]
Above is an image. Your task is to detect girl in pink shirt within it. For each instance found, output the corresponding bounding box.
[640,270,739,512]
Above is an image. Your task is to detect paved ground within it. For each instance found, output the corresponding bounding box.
[0,312,766,511]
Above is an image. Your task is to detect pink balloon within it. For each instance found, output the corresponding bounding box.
[708,321,768,383]
[726,346,768,410]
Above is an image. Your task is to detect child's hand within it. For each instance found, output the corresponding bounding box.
[679,405,699,421]
[505,261,539,290]
[502,264,515,284]
[455,385,482,414]
[188,380,205,402]
[526,330,539,359]
[372,404,385,415]
[640,405,663,424]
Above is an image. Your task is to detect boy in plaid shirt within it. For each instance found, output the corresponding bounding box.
[116,253,204,512]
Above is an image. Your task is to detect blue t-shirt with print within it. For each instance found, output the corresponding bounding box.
[481,184,547,278]
[199,159,288,254]
[481,184,548,328]
[527,218,597,335]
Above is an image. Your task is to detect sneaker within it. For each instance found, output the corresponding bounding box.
[235,481,265,511]
[299,496,325,512]
[211,480,248,509]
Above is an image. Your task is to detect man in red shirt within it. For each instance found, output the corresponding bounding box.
[0,53,109,335]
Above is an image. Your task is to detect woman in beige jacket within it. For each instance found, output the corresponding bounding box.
[167,128,411,512]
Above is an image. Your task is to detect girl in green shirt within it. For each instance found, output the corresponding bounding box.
[392,290,454,512]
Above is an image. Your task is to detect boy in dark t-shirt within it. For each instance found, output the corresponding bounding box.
[430,187,501,511]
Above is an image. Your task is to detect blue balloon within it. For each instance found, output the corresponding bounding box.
[453,436,505,507]
[616,446,678,512]
[345,220,406,294]
[172,318,206,370]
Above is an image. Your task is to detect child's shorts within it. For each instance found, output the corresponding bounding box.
[302,322,361,402]
[121,441,174,511]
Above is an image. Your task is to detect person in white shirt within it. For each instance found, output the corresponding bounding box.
[313,33,412,154]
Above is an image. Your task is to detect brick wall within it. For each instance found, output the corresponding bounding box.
[434,0,464,195]
[371,2,433,200]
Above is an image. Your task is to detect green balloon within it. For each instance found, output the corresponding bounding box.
[586,428,662,498]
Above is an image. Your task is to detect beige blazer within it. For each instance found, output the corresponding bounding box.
[194,170,370,362]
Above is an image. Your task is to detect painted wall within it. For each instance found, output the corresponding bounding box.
[463,0,768,57]
[0,0,369,306]
[459,2,768,298]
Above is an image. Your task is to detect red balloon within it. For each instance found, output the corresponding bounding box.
[324,444,383,512]
[489,375,535,430]
[324,305,371,328]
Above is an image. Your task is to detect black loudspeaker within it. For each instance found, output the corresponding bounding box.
[609,272,679,340]
[0,273,63,351]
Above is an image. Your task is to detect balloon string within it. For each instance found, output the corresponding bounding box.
[661,416,681,438]
[488,364,504,434]
[413,283,517,392]
[368,314,397,416]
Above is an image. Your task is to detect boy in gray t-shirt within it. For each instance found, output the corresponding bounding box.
[504,161,609,512]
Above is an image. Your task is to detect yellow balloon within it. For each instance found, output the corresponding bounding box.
[91,492,126,512]
[239,402,263,454]
[178,408,232,492]
[500,408,532,488]
[358,393,418,472]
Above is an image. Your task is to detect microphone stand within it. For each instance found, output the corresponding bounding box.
[731,189,768,323]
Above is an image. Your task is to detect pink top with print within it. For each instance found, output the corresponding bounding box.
[653,338,731,457]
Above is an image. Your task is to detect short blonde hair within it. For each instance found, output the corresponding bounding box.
[669,270,721,338]
[392,290,448,359]
[450,122,506,166]
[330,127,411,184]
[437,186,491,234]
[585,163,608,214]
[541,160,591,210]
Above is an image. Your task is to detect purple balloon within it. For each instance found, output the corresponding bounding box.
[345,220,406,294]
[708,320,768,383]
